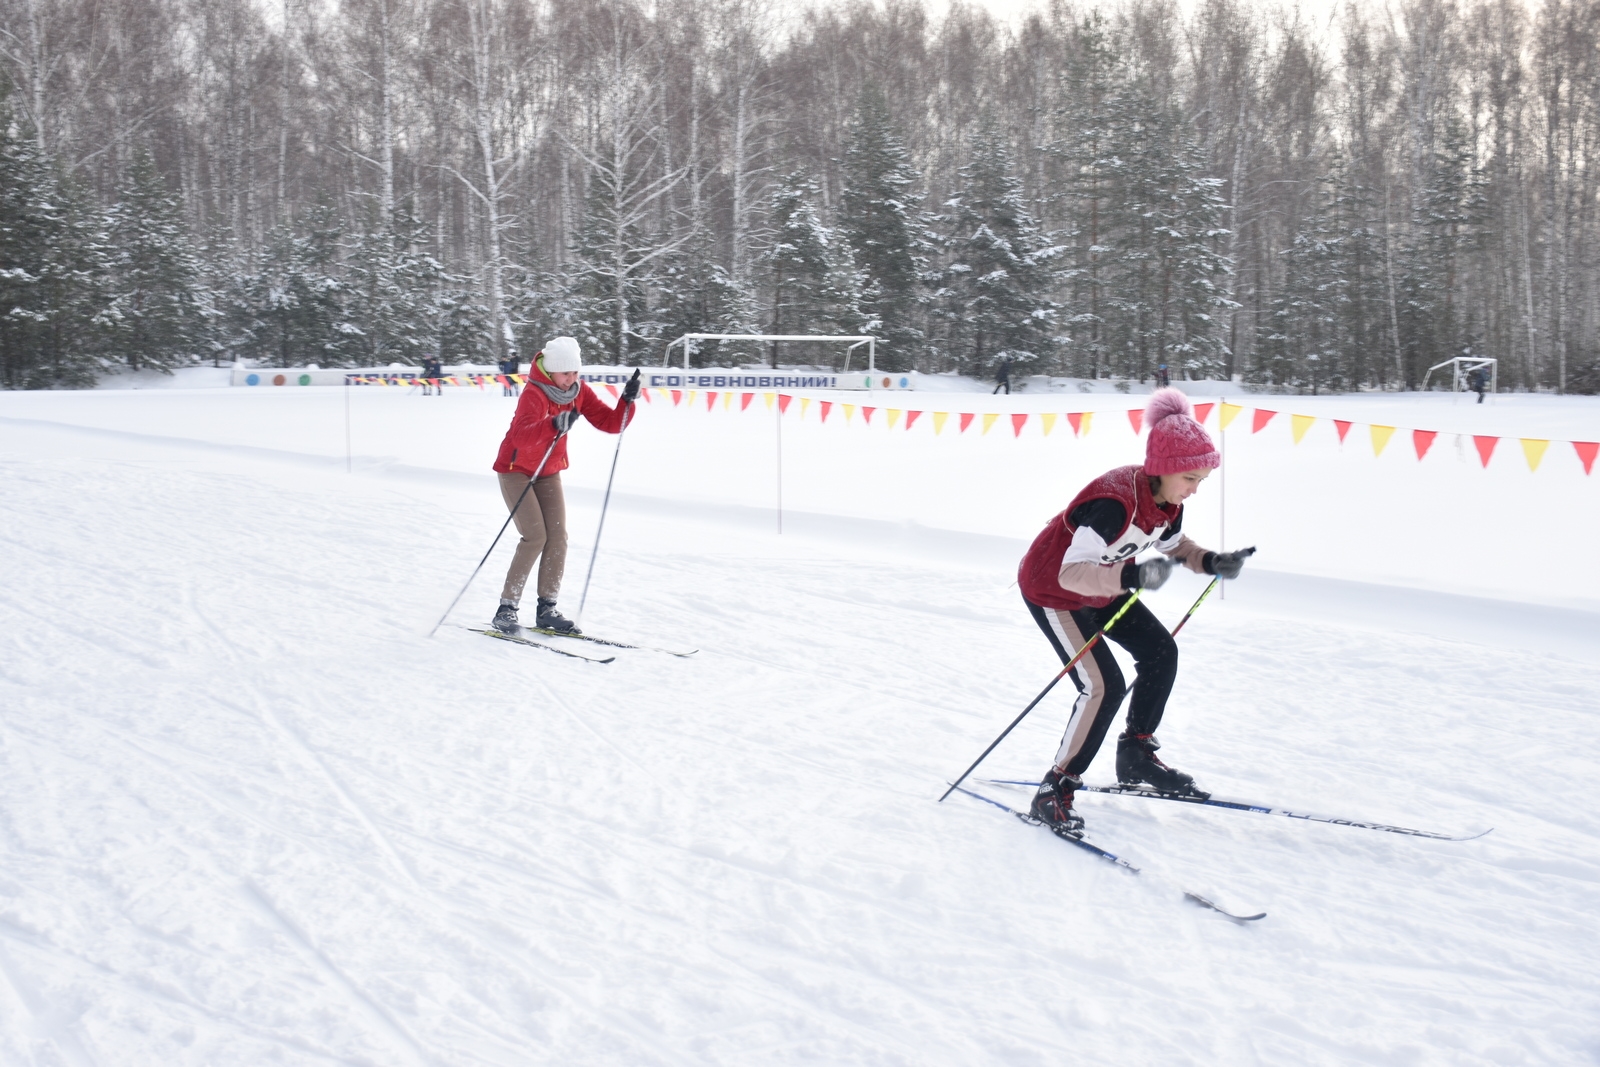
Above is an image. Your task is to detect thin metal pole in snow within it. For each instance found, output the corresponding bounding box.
[344,376,352,473]
[1219,395,1227,601]
[776,395,783,534]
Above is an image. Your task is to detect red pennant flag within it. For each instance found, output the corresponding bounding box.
[777,393,793,414]
[1067,412,1083,436]
[496,375,508,388]
[819,401,833,423]
[1334,419,1352,443]
[671,389,683,406]
[1193,402,1214,424]
[905,410,922,430]
[706,391,718,410]
[1412,429,1437,460]
[1127,409,1143,434]
[740,392,753,410]
[1473,435,1499,467]
[862,406,876,424]
[1011,413,1028,437]
[1575,441,1599,475]
[605,383,619,399]
[959,412,975,433]
[1252,408,1277,433]
[640,386,652,403]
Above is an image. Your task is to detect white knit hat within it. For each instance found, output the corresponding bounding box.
[541,336,582,373]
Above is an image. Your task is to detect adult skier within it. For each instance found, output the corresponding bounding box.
[490,336,639,635]
[1016,388,1254,834]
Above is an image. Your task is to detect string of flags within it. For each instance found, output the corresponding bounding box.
[343,375,1596,476]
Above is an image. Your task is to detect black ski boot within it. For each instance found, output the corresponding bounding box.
[491,601,520,634]
[1029,769,1086,837]
[1116,732,1210,798]
[535,597,580,634]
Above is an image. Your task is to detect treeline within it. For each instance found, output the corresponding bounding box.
[1,0,1597,392]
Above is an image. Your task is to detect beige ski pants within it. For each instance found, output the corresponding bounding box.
[497,472,567,604]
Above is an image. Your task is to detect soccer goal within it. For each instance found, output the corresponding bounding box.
[1425,355,1497,394]
[663,334,879,373]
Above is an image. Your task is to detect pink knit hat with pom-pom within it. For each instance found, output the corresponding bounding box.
[1142,388,1220,476]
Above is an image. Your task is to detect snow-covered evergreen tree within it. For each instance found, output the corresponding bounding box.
[100,150,206,374]
[227,206,358,367]
[936,126,1059,376]
[345,205,442,366]
[0,88,106,388]
[840,86,929,372]
[761,172,862,367]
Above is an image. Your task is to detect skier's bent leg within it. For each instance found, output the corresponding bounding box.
[1025,597,1127,777]
[497,472,549,604]
[531,474,568,602]
[1105,601,1179,736]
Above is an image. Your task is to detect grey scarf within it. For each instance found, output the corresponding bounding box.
[534,379,581,405]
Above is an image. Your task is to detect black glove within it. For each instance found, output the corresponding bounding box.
[1135,557,1174,591]
[552,410,578,435]
[1207,546,1256,580]
[621,369,641,403]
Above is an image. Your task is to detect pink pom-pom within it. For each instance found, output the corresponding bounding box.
[1144,387,1193,427]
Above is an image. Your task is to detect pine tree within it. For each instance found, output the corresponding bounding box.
[228,205,357,367]
[654,231,760,367]
[761,172,862,367]
[345,204,442,366]
[937,126,1060,377]
[0,87,106,388]
[101,150,206,373]
[840,85,929,371]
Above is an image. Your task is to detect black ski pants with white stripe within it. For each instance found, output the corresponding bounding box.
[1024,593,1178,777]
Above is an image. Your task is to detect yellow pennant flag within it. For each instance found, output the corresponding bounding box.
[1291,414,1315,444]
[763,391,775,410]
[1370,425,1396,457]
[887,408,902,429]
[982,412,999,435]
[1219,403,1243,431]
[722,391,732,410]
[1080,411,1094,436]
[1041,412,1057,436]
[1521,438,1550,471]
[843,403,856,424]
[687,390,698,406]
[932,411,949,435]
[800,397,812,419]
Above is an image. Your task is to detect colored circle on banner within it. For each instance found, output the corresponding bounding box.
[245,373,260,386]
[881,376,891,388]
[298,374,311,385]
[899,377,909,388]
[272,374,286,386]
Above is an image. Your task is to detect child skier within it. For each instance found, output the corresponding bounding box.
[1016,388,1254,835]
[490,337,639,635]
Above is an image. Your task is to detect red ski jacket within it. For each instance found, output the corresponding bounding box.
[1018,464,1208,611]
[492,362,632,478]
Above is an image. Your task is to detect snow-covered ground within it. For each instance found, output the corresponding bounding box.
[1,384,1597,1065]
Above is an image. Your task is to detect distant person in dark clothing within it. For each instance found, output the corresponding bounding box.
[1156,363,1171,388]
[993,358,1011,395]
[500,354,521,396]
[1468,367,1487,404]
[421,355,444,396]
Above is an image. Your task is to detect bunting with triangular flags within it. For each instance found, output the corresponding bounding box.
[933,412,949,435]
[959,412,975,433]
[906,410,922,430]
[1473,435,1498,468]
[1291,414,1315,443]
[982,413,999,434]
[1412,429,1437,460]
[1252,409,1276,433]
[1011,413,1028,437]
[1219,403,1243,430]
[1041,413,1057,436]
[1371,425,1396,456]
[1520,438,1549,472]
[1575,441,1598,475]
[1127,409,1143,434]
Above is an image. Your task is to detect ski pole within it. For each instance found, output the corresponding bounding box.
[575,392,636,626]
[1169,546,1254,637]
[427,426,569,637]
[939,589,1144,802]
[1169,577,1219,637]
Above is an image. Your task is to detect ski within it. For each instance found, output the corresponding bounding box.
[521,627,697,658]
[978,779,1491,842]
[465,627,616,663]
[948,784,1265,923]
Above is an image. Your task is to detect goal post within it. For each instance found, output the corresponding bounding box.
[1425,355,1497,394]
[663,334,879,374]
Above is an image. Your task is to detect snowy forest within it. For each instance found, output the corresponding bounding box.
[1,0,1598,392]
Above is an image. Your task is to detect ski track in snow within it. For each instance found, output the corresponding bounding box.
[1,398,1598,1065]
